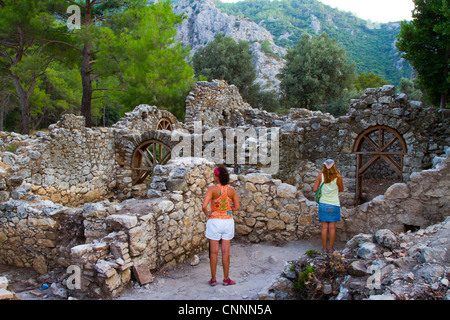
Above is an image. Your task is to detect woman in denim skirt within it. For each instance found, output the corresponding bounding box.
[313,159,344,253]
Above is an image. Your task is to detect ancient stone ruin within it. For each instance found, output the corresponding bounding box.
[0,80,449,299]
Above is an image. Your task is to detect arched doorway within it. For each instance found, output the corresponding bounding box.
[353,126,407,204]
[131,139,172,185]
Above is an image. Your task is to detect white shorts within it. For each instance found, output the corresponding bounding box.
[205,219,235,241]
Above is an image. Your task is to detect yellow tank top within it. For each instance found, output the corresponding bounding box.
[319,174,340,207]
[209,185,233,220]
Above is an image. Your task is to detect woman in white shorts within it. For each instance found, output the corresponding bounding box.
[202,166,240,286]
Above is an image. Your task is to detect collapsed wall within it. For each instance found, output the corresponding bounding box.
[0,152,448,298]
[0,80,449,298]
[184,81,450,206]
[0,105,179,207]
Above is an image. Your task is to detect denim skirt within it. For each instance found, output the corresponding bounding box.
[318,203,341,222]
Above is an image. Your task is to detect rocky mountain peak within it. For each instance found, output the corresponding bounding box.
[173,0,286,91]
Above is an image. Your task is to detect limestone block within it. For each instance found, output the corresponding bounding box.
[105,214,138,229]
[384,183,410,200]
[235,224,252,236]
[276,183,297,198]
[71,244,94,258]
[356,242,379,260]
[0,288,14,300]
[374,229,398,249]
[267,219,286,231]
[28,217,58,230]
[246,173,272,184]
[245,182,257,192]
[32,255,47,275]
[418,247,447,264]
[156,200,175,214]
[347,260,369,277]
[0,277,8,289]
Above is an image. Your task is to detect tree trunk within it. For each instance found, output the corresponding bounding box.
[13,77,30,135]
[441,93,447,110]
[441,46,449,110]
[81,44,92,127]
[0,106,3,132]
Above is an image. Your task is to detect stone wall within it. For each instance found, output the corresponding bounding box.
[0,105,180,207]
[0,150,448,298]
[277,85,449,205]
[0,200,83,274]
[184,80,254,128]
[184,81,450,206]
[0,115,116,206]
[1,81,449,298]
[338,151,450,241]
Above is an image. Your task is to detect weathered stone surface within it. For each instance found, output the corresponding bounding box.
[276,183,297,198]
[375,229,398,249]
[347,260,369,277]
[357,242,379,259]
[266,216,450,301]
[0,288,14,300]
[384,183,410,200]
[267,220,286,231]
[32,255,47,275]
[0,277,8,290]
[106,214,138,230]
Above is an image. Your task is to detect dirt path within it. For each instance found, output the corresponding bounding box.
[116,239,343,300]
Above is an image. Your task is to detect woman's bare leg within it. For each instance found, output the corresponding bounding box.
[328,222,336,251]
[321,222,329,251]
[221,239,231,280]
[209,240,220,280]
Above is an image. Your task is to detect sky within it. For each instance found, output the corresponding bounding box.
[219,0,416,23]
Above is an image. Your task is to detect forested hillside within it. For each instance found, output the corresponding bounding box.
[213,0,412,84]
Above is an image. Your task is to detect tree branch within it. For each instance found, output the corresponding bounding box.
[0,50,13,65]
[91,0,109,5]
[67,0,85,8]
[93,16,107,24]
[92,88,126,92]
[28,37,82,52]
[56,11,69,19]
[24,59,53,96]
[0,39,19,50]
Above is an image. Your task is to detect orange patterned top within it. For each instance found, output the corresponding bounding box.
[209,185,233,220]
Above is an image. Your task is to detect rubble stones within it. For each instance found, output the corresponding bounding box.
[260,216,450,300]
[374,229,398,249]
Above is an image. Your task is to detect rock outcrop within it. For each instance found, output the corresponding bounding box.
[172,0,286,91]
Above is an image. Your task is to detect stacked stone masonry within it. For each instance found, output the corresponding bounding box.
[1,80,449,298]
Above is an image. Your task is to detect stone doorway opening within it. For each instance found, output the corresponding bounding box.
[353,125,407,204]
[131,139,172,185]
